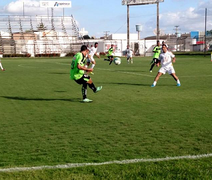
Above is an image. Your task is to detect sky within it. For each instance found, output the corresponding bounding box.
[0,0,212,38]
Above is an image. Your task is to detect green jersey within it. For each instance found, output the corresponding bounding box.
[107,47,114,56]
[153,46,161,59]
[70,52,86,80]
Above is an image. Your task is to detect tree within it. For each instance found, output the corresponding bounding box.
[206,30,212,36]
[83,35,90,39]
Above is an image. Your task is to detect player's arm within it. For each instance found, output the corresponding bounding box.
[152,46,157,53]
[170,52,176,63]
[172,57,176,63]
[77,63,93,72]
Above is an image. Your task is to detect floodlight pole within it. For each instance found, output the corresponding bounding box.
[127,4,130,46]
[156,0,159,41]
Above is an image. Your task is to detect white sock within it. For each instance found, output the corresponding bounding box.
[177,79,180,84]
[153,81,157,86]
[0,62,3,70]
[91,64,95,69]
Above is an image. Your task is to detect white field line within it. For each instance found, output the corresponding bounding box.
[19,62,212,78]
[0,153,212,173]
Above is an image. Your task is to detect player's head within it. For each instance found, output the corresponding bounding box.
[94,42,98,48]
[157,40,160,46]
[127,45,129,49]
[111,44,114,47]
[80,45,89,55]
[81,45,88,51]
[162,44,167,52]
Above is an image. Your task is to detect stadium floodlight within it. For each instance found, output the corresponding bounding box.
[122,0,164,46]
[122,0,164,6]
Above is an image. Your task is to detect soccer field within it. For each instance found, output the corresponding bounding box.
[0,55,212,179]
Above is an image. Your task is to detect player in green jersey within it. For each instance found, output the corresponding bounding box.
[149,40,161,72]
[70,45,102,103]
[104,44,115,65]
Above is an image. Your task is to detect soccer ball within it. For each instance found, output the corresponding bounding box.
[114,57,121,65]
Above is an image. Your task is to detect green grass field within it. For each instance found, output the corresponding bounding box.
[0,55,212,179]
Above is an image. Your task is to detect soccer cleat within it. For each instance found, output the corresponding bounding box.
[177,83,181,87]
[150,70,152,73]
[95,86,102,93]
[82,98,93,103]
[90,72,94,75]
[1,69,5,71]
[151,84,155,87]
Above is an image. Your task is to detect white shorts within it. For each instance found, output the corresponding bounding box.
[127,55,132,59]
[159,66,175,74]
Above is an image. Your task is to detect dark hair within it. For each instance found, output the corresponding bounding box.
[94,42,98,46]
[162,44,167,48]
[81,45,88,52]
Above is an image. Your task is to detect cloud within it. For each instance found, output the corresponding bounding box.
[3,0,62,16]
[148,0,212,35]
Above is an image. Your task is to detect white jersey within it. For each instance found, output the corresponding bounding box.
[159,51,175,68]
[126,48,133,57]
[89,47,97,57]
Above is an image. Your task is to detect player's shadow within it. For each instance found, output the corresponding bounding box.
[1,96,81,102]
[100,82,150,86]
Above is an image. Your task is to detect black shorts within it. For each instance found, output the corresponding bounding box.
[153,58,159,63]
[108,56,113,60]
[75,74,90,85]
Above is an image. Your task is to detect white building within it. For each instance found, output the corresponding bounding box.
[84,33,163,57]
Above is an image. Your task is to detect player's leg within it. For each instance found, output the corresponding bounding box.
[104,55,110,61]
[169,67,180,86]
[170,73,181,86]
[86,78,102,93]
[0,61,5,71]
[75,75,92,102]
[130,56,133,64]
[82,82,88,100]
[127,56,130,64]
[90,56,96,69]
[109,56,114,65]
[149,58,156,72]
[151,72,163,87]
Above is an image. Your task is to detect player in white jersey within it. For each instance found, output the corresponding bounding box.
[125,45,134,64]
[86,42,100,75]
[0,51,5,71]
[151,44,180,87]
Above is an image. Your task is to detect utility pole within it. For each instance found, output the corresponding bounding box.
[174,26,180,51]
[23,2,25,17]
[104,31,110,39]
[127,4,130,46]
[204,8,207,56]
[174,25,180,37]
[156,0,160,41]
